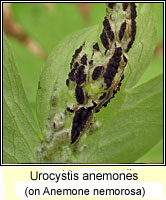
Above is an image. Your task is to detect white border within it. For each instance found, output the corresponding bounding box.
[1,1,165,166]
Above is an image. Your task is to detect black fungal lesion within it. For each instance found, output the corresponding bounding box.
[122,3,129,11]
[100,17,115,50]
[103,17,114,42]
[71,106,93,144]
[89,60,93,65]
[68,62,79,81]
[71,101,98,144]
[99,92,106,100]
[104,47,122,88]
[125,3,137,52]
[126,19,136,52]
[108,30,115,42]
[75,65,86,85]
[81,54,87,65]
[117,74,124,91]
[93,43,100,51]
[66,78,70,86]
[92,66,103,81]
[119,22,127,41]
[102,75,124,109]
[66,107,74,113]
[75,85,85,105]
[70,44,84,68]
[130,3,137,20]
[100,30,109,50]
[107,3,116,9]
[123,55,128,64]
[65,3,137,145]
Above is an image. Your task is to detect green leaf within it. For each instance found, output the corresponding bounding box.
[3,34,42,163]
[135,140,163,163]
[7,37,44,105]
[11,3,84,54]
[152,3,163,44]
[136,55,163,87]
[89,3,105,26]
[36,3,162,163]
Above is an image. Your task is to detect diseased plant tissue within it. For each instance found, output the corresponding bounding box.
[38,3,137,163]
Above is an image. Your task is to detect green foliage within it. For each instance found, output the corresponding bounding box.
[3,34,42,163]
[8,37,44,105]
[135,140,163,163]
[3,3,163,163]
[11,3,84,54]
[89,3,105,26]
[152,3,163,44]
[136,55,163,87]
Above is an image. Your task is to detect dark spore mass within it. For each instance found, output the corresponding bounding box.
[112,47,122,67]
[68,62,79,81]
[104,67,117,88]
[70,44,84,67]
[103,17,114,41]
[130,3,137,20]
[131,20,136,39]
[76,65,86,85]
[92,66,103,80]
[92,101,97,108]
[73,62,79,69]
[89,60,93,65]
[68,69,76,81]
[66,107,74,113]
[93,43,100,51]
[123,55,128,64]
[123,3,129,11]
[100,30,109,49]
[108,3,116,9]
[99,92,106,100]
[71,107,92,144]
[126,19,136,52]
[119,22,126,41]
[74,45,83,59]
[81,54,87,65]
[75,85,85,104]
[104,47,122,88]
[108,30,115,41]
[66,78,70,86]
[124,3,136,52]
[103,17,111,31]
[121,74,125,82]
[117,74,124,91]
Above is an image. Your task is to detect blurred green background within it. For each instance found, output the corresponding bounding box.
[3,3,163,163]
